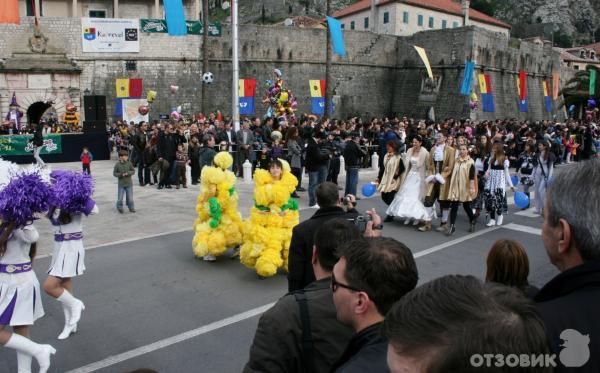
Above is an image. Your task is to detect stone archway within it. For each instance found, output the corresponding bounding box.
[20,89,70,124]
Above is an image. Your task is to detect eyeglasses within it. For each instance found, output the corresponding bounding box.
[331,272,363,293]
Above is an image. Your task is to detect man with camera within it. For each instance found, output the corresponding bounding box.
[288,182,362,292]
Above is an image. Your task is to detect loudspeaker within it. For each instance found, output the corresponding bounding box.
[83,120,106,134]
[84,95,107,121]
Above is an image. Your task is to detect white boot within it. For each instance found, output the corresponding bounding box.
[57,290,85,325]
[17,351,32,373]
[58,304,78,339]
[5,333,55,373]
[486,219,496,227]
[496,215,504,226]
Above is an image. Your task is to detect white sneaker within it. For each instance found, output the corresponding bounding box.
[310,204,320,209]
[486,219,496,227]
[496,215,504,226]
[404,219,411,225]
[203,254,216,262]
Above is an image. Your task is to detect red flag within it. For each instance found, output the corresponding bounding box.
[244,79,256,97]
[320,80,326,97]
[129,79,143,98]
[519,70,527,102]
[484,74,493,93]
[0,0,20,24]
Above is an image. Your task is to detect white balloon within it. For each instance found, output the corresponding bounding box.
[202,72,214,84]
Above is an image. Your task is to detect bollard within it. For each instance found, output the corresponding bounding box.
[339,155,345,173]
[243,159,253,183]
[371,152,379,170]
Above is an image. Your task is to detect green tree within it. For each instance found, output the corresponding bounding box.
[470,0,496,16]
[559,66,600,115]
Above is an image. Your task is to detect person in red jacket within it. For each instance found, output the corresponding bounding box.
[80,147,93,175]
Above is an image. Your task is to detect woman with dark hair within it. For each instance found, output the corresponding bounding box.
[386,136,430,227]
[446,144,477,235]
[486,239,538,299]
[516,142,537,209]
[377,140,405,221]
[470,143,488,218]
[286,126,303,198]
[484,142,515,226]
[533,140,555,215]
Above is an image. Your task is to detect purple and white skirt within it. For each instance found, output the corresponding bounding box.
[0,271,44,326]
[47,241,86,278]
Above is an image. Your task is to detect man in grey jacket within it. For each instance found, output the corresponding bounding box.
[243,219,359,373]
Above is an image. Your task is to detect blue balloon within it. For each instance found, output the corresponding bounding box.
[511,175,519,186]
[361,183,376,197]
[514,191,529,209]
[568,105,575,113]
[588,99,597,108]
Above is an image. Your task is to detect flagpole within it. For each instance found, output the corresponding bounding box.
[232,0,240,132]
[324,0,331,119]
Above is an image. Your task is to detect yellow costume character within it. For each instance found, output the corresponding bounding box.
[240,159,299,277]
[63,103,80,132]
[192,152,243,259]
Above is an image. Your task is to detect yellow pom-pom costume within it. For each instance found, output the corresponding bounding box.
[192,152,243,258]
[240,160,299,277]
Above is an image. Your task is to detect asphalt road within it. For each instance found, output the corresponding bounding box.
[0,197,558,373]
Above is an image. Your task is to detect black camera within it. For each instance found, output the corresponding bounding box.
[354,214,372,232]
[340,194,353,205]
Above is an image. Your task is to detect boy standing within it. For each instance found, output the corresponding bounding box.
[175,143,189,189]
[80,147,93,174]
[113,150,136,213]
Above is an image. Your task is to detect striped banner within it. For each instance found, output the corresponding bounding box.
[460,61,475,95]
[478,74,495,112]
[543,80,552,113]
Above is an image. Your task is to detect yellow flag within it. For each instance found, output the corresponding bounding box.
[413,45,433,79]
[309,80,323,97]
[116,79,130,98]
[478,74,488,93]
[238,79,245,97]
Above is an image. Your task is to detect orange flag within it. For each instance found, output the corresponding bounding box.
[0,0,20,24]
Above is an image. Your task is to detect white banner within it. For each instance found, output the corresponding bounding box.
[122,99,149,123]
[82,18,140,53]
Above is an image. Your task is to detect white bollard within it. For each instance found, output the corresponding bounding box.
[371,152,379,170]
[243,159,253,183]
[339,155,345,174]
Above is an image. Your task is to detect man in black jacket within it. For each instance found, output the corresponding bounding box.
[331,237,418,373]
[343,133,367,197]
[156,124,179,189]
[132,122,148,186]
[244,219,359,373]
[305,130,330,208]
[288,182,359,292]
[535,159,600,372]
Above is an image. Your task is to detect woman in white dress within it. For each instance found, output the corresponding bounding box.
[484,142,515,226]
[386,136,430,227]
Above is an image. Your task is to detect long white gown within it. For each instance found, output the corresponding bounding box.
[386,156,429,220]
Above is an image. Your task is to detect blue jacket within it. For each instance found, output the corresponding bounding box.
[80,151,94,162]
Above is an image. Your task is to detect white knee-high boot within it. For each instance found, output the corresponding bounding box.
[57,290,85,325]
[5,334,55,373]
[57,303,78,340]
[17,350,32,373]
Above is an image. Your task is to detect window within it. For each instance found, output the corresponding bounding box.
[26,0,43,16]
[453,21,459,28]
[364,17,369,29]
[383,11,389,24]
[125,60,137,71]
[403,11,409,24]
[417,14,423,26]
[442,20,447,29]
[89,10,106,18]
[350,21,355,30]
[429,16,434,28]
[341,23,345,29]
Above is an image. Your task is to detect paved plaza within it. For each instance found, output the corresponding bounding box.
[0,159,558,373]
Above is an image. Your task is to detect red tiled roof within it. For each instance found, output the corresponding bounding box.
[332,0,511,29]
[582,42,600,55]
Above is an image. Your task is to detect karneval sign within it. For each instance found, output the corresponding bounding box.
[0,135,62,156]
[82,18,140,53]
[140,19,222,36]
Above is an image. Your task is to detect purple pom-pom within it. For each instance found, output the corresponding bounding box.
[0,173,52,227]
[83,198,96,216]
[50,170,94,214]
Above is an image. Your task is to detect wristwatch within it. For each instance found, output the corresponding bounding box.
[372,224,384,230]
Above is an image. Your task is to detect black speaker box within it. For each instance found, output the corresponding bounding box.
[83,120,106,134]
[84,95,107,121]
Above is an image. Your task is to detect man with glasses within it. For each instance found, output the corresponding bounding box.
[331,238,418,372]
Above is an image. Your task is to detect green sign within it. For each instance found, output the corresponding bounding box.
[0,135,62,156]
[140,19,222,36]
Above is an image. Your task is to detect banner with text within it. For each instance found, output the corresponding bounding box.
[140,19,222,36]
[82,18,140,53]
[0,135,62,156]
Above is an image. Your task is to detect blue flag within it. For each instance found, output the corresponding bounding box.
[482,94,495,113]
[311,98,334,115]
[544,96,552,113]
[460,61,475,96]
[114,98,123,117]
[239,97,255,115]
[326,16,346,57]
[518,98,528,113]
[164,0,187,36]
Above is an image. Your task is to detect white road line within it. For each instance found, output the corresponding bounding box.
[64,302,276,373]
[413,226,502,258]
[503,223,542,236]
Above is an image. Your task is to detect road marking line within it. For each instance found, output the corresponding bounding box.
[413,226,502,258]
[64,302,276,373]
[503,223,542,236]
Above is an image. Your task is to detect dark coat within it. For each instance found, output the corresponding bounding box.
[287,206,359,292]
[305,138,330,172]
[243,278,354,373]
[31,123,44,147]
[132,130,147,153]
[535,261,600,373]
[157,131,177,159]
[343,141,366,169]
[331,323,389,373]
[198,146,217,171]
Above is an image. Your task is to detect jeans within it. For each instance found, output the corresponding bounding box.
[308,166,328,206]
[138,158,146,185]
[116,186,134,210]
[345,167,359,196]
[82,163,91,174]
